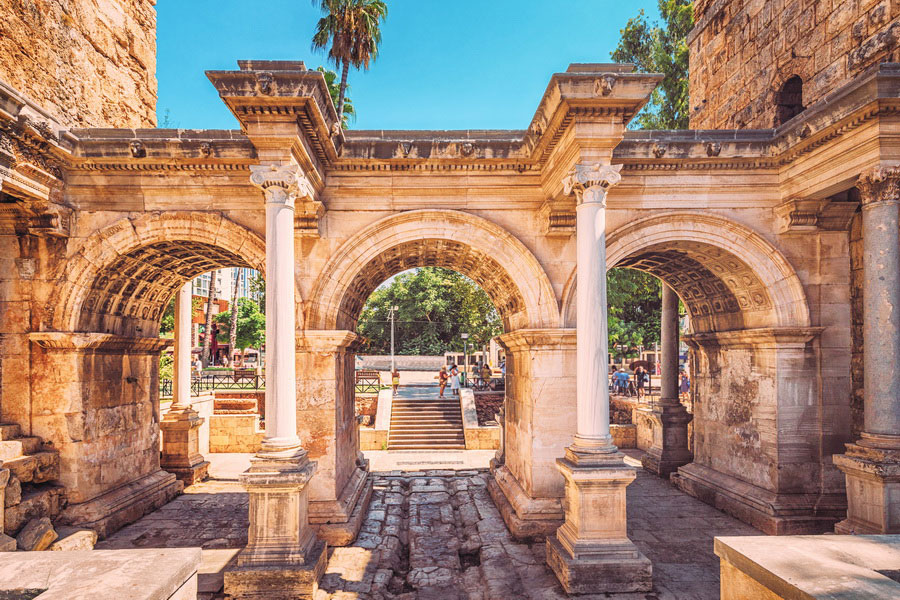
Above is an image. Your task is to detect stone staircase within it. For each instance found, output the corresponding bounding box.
[0,423,65,536]
[388,388,465,449]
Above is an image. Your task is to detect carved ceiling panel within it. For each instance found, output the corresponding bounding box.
[78,241,252,336]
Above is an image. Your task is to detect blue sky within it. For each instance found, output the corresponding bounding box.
[156,1,659,131]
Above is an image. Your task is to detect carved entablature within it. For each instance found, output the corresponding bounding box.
[0,194,71,237]
[250,163,323,237]
[0,115,65,203]
[774,197,859,233]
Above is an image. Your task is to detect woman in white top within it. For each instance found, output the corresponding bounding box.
[449,365,461,396]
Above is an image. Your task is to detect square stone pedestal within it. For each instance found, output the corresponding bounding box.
[224,453,327,600]
[160,408,209,486]
[638,402,693,478]
[834,440,900,534]
[546,447,652,594]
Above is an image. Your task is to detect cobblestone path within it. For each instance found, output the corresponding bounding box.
[99,457,759,599]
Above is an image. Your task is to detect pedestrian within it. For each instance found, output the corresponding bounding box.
[481,362,492,388]
[438,366,449,398]
[450,365,461,396]
[392,369,400,393]
[610,367,618,394]
[636,366,646,400]
[679,370,690,400]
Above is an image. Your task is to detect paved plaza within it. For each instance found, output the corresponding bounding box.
[98,452,757,599]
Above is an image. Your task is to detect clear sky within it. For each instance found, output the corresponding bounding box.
[156,1,659,131]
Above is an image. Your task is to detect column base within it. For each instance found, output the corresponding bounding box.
[58,470,183,538]
[224,538,327,600]
[834,441,900,534]
[160,408,209,486]
[546,447,652,594]
[487,460,563,540]
[672,462,846,534]
[309,466,373,546]
[638,402,693,478]
[546,535,652,594]
[163,461,210,486]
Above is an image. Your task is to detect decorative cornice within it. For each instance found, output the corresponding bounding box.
[496,328,576,352]
[29,332,173,354]
[562,163,623,205]
[683,327,824,350]
[295,330,363,352]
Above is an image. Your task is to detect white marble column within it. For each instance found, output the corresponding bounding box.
[173,282,192,410]
[226,163,325,599]
[570,163,621,453]
[835,166,900,534]
[251,164,313,458]
[547,163,651,594]
[160,281,208,486]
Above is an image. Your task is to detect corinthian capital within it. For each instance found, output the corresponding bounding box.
[857,166,900,207]
[249,164,315,207]
[562,163,623,205]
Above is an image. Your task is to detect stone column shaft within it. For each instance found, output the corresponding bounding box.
[173,282,192,410]
[835,166,900,535]
[660,283,679,402]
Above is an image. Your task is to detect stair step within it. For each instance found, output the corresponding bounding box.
[388,443,466,450]
[4,451,60,484]
[0,423,22,441]
[0,437,42,461]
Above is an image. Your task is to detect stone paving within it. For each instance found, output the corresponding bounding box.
[98,452,759,599]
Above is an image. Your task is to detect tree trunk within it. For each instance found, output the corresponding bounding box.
[229,269,240,367]
[336,60,350,125]
[202,271,218,367]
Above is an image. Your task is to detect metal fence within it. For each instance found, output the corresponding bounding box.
[355,369,381,394]
[159,373,265,398]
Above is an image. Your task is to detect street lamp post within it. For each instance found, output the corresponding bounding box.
[461,333,470,387]
[389,305,399,374]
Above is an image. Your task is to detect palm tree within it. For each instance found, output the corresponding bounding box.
[312,0,388,125]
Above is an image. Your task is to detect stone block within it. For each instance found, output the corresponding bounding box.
[4,476,20,507]
[16,516,57,551]
[48,526,98,551]
[0,534,14,552]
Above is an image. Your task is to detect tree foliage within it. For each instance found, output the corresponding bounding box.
[159,295,202,336]
[317,66,355,128]
[607,268,661,355]
[312,0,387,124]
[214,297,266,352]
[357,268,502,356]
[611,0,693,129]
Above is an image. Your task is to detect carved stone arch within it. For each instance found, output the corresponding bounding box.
[560,211,810,333]
[50,211,266,335]
[306,209,560,331]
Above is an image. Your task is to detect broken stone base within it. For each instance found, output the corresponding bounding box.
[58,469,183,538]
[546,535,653,594]
[163,461,210,487]
[637,403,692,478]
[49,526,98,551]
[834,441,900,534]
[16,516,57,550]
[487,461,563,540]
[310,467,373,546]
[160,408,209,486]
[673,462,845,535]
[224,539,327,600]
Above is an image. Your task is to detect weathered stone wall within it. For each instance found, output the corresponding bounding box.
[689,0,900,129]
[0,0,157,129]
[849,211,865,438]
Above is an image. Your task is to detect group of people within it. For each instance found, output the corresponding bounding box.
[610,365,691,400]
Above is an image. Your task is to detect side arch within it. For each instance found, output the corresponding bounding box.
[50,211,266,335]
[306,209,560,331]
[560,211,811,332]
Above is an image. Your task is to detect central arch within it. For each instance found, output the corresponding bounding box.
[306,209,560,331]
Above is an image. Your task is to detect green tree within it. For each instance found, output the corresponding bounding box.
[317,66,355,128]
[159,294,202,336]
[607,268,662,356]
[312,0,388,125]
[611,0,693,129]
[356,267,502,356]
[214,297,266,361]
[249,271,265,313]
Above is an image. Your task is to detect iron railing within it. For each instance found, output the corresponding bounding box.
[159,373,265,398]
[355,369,381,394]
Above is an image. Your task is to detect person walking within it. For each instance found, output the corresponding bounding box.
[679,370,690,400]
[635,366,646,400]
[391,368,400,393]
[481,362,492,389]
[438,366,449,398]
[450,365,461,396]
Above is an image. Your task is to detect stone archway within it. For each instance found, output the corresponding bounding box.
[30,211,266,537]
[306,209,560,332]
[559,212,842,534]
[50,211,266,336]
